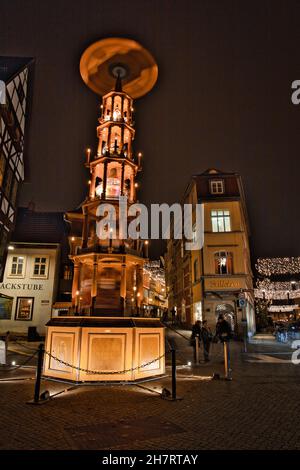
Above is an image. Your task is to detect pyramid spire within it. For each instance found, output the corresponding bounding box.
[114,72,123,92]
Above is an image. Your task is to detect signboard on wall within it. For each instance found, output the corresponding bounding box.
[15,297,34,321]
[205,278,244,291]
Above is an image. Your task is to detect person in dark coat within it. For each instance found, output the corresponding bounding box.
[216,314,233,373]
[171,308,176,325]
[215,314,232,342]
[191,320,202,362]
[200,320,213,362]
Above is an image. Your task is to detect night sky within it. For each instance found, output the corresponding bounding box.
[1,0,300,259]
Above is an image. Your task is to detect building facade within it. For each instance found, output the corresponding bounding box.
[166,169,256,335]
[0,207,71,335]
[0,57,33,280]
[0,243,60,335]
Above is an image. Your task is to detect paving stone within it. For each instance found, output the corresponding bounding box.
[0,330,299,450]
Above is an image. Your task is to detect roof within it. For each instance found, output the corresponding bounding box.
[199,168,236,176]
[11,207,67,244]
[182,168,251,235]
[11,207,71,263]
[0,56,33,83]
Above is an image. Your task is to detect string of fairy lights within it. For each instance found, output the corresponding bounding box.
[255,257,300,302]
[256,257,300,276]
[144,262,166,286]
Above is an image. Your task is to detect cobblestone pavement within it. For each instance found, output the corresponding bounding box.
[0,329,299,450]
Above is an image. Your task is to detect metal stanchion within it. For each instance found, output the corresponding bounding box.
[27,343,50,405]
[223,341,232,381]
[171,349,177,400]
[34,344,44,402]
[162,348,182,401]
[195,336,200,364]
[5,331,9,365]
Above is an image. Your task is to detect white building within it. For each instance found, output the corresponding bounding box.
[0,242,60,335]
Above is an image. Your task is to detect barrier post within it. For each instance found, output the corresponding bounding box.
[34,343,44,403]
[195,335,200,363]
[223,341,232,381]
[5,331,9,365]
[171,348,177,400]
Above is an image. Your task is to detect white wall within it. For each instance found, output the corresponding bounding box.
[0,245,59,335]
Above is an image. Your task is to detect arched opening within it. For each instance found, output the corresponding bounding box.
[113,96,122,121]
[215,303,235,331]
[110,125,121,153]
[106,163,121,198]
[104,97,112,120]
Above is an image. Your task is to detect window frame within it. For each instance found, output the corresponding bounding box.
[214,251,233,275]
[8,255,26,278]
[211,209,231,233]
[31,256,49,279]
[210,179,224,195]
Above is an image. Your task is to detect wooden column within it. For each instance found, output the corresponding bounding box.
[91,256,98,298]
[72,261,81,305]
[120,161,125,196]
[90,167,96,198]
[137,264,144,309]
[102,160,108,199]
[81,208,89,249]
[120,261,127,314]
[90,256,98,315]
[107,125,112,153]
[130,172,134,202]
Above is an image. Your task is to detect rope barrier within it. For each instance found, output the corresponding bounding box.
[12,341,41,352]
[0,350,38,372]
[44,349,168,375]
[162,322,191,341]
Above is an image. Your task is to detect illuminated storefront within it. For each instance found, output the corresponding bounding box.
[0,242,60,335]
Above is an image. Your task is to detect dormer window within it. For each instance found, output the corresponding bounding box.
[210,180,224,194]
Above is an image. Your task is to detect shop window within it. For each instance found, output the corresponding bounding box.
[214,251,233,275]
[0,294,13,320]
[211,210,231,232]
[15,297,34,321]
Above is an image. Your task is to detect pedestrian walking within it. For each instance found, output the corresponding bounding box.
[200,320,213,362]
[190,320,202,362]
[171,307,176,325]
[215,314,233,376]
